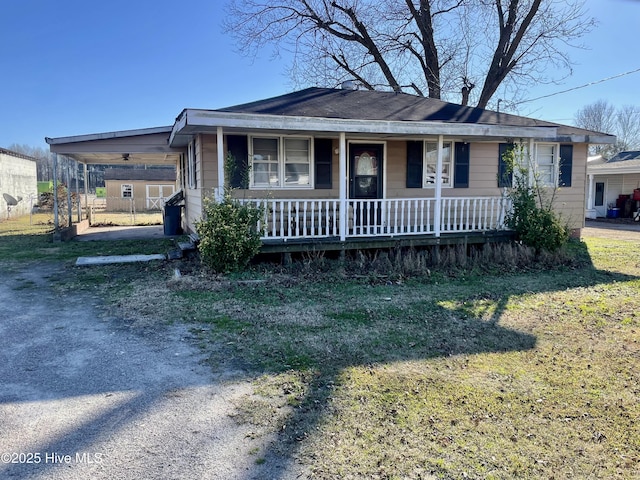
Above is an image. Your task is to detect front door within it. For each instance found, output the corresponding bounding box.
[349,145,383,232]
[349,145,383,199]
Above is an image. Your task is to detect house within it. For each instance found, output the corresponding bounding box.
[586,151,640,219]
[0,147,38,219]
[46,87,615,251]
[103,167,176,212]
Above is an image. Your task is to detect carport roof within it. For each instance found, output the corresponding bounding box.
[45,126,181,166]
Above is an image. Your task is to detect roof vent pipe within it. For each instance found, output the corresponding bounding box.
[341,80,356,90]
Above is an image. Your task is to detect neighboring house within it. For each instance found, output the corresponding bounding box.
[586,151,640,219]
[0,147,37,219]
[47,87,615,251]
[103,168,176,212]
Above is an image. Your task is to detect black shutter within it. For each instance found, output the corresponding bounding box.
[454,142,470,188]
[498,143,513,188]
[559,144,573,187]
[406,140,423,188]
[226,135,248,188]
[314,138,333,189]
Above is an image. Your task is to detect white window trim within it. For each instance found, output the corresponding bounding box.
[423,140,454,188]
[121,184,133,198]
[534,142,560,187]
[187,139,197,189]
[249,135,314,190]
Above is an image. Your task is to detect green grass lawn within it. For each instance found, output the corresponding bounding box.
[0,213,175,264]
[111,233,639,479]
[2,213,638,478]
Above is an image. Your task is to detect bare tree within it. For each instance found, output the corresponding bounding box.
[224,0,594,108]
[574,100,640,157]
[615,105,640,153]
[8,144,53,181]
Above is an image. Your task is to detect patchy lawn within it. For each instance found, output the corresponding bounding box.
[106,234,639,479]
[2,214,639,479]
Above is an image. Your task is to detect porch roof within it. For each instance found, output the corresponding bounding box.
[169,87,616,147]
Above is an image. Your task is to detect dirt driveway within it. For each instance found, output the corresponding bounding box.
[0,262,302,480]
[583,219,640,241]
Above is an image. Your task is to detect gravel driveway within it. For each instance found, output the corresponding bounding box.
[0,263,300,480]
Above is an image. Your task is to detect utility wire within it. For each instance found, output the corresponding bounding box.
[514,67,640,106]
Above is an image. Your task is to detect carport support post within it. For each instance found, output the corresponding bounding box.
[75,160,81,223]
[83,162,89,218]
[66,157,72,227]
[52,153,59,231]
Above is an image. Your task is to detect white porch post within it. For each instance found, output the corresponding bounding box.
[433,135,444,237]
[217,126,225,201]
[586,173,597,219]
[528,138,535,186]
[339,132,347,242]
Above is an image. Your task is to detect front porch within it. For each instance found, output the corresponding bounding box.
[242,195,514,253]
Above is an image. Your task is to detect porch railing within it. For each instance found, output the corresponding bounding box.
[240,196,512,241]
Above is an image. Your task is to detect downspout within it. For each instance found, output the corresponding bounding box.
[217,127,225,201]
[339,132,347,242]
[433,135,444,237]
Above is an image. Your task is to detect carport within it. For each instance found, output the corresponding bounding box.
[45,126,183,233]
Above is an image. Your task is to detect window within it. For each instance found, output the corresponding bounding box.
[250,136,312,189]
[187,140,197,189]
[535,143,557,186]
[424,141,452,187]
[284,138,310,186]
[121,184,133,198]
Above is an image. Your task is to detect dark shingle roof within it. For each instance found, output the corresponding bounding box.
[608,151,640,162]
[219,87,610,138]
[104,168,175,181]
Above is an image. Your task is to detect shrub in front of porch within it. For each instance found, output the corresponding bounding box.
[196,195,263,274]
[502,144,569,254]
[505,183,569,254]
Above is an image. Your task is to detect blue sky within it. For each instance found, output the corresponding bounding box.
[1,0,639,149]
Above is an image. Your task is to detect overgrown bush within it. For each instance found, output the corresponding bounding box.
[505,182,569,253]
[195,152,263,273]
[196,194,263,274]
[502,143,569,253]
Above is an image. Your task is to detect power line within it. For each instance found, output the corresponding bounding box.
[514,67,640,106]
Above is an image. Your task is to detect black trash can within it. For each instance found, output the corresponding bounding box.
[163,205,183,236]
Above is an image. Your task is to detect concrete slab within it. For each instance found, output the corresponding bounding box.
[75,254,166,266]
[74,225,168,241]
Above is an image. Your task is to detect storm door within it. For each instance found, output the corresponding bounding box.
[349,145,383,232]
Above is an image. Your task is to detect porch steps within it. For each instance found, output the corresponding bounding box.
[170,233,200,259]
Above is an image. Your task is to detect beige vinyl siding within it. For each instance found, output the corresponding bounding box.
[553,143,587,230]
[184,135,203,233]
[200,134,219,190]
[386,141,504,198]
